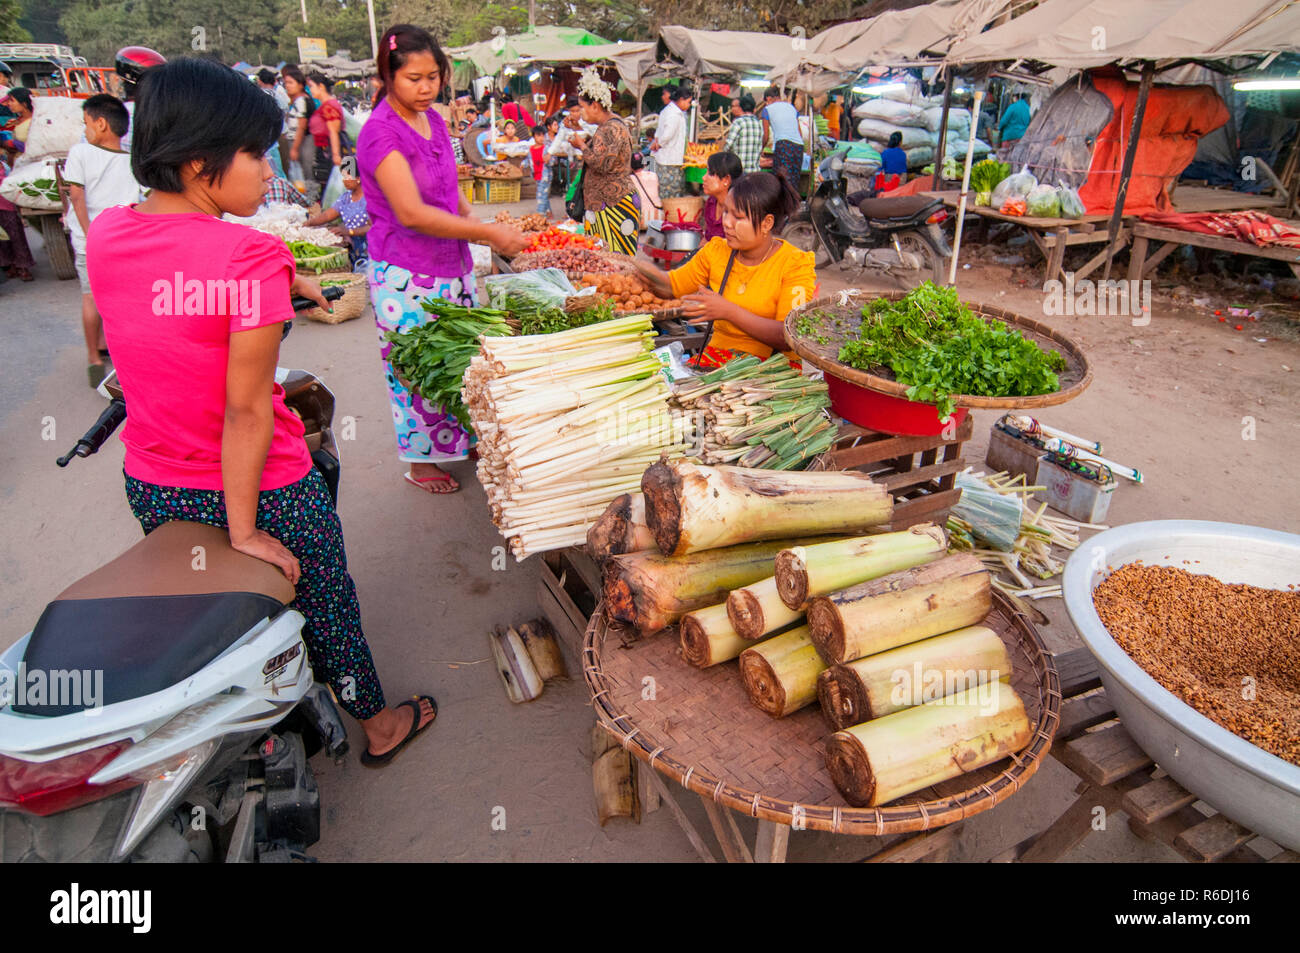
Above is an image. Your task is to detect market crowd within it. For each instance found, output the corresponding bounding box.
[1,24,833,770]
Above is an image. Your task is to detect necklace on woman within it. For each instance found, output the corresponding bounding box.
[735,237,780,294]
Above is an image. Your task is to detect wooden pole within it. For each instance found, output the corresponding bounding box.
[947,87,984,286]
[933,70,953,191]
[1103,60,1154,281]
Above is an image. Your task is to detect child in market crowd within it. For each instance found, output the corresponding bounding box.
[64,94,141,389]
[498,119,519,144]
[88,56,438,766]
[306,155,369,269]
[700,150,742,241]
[529,124,552,217]
[879,130,908,186]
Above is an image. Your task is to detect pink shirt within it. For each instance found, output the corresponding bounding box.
[87,206,311,492]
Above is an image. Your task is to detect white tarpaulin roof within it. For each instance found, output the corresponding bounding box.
[943,0,1300,68]
[658,26,800,78]
[767,0,1013,93]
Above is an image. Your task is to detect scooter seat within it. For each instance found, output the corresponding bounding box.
[856,195,940,223]
[15,522,296,716]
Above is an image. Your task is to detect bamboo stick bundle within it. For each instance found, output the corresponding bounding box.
[816,624,1011,730]
[727,576,803,640]
[679,603,799,667]
[824,680,1033,807]
[738,625,825,718]
[641,461,891,557]
[464,315,687,560]
[603,539,820,634]
[807,553,992,665]
[773,524,947,610]
[587,493,656,561]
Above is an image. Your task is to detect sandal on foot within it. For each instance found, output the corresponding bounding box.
[404,469,460,494]
[360,695,437,768]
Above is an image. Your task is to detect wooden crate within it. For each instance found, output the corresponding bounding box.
[537,547,603,655]
[809,415,973,530]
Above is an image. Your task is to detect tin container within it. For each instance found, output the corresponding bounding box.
[1034,454,1115,523]
[985,424,1046,482]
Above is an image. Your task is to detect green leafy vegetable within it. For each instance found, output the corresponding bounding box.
[384,299,513,427]
[837,282,1067,420]
[970,159,1010,196]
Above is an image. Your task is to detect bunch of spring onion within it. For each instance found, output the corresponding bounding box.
[384,299,514,428]
[670,354,835,470]
[946,469,1107,600]
[463,314,690,560]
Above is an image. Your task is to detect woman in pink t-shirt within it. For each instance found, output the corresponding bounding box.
[87,57,436,767]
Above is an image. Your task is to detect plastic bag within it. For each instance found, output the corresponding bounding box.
[482,268,577,311]
[1059,187,1086,219]
[322,164,344,209]
[952,473,1022,552]
[1000,196,1028,216]
[990,165,1037,210]
[1025,184,1062,218]
[287,160,304,182]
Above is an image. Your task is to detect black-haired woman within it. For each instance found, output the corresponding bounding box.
[86,57,437,767]
[305,71,346,190]
[570,67,638,255]
[634,171,815,369]
[281,65,314,182]
[358,25,526,495]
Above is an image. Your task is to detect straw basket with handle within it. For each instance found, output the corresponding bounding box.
[299,273,369,324]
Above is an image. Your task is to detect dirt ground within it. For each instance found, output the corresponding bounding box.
[1,197,1296,862]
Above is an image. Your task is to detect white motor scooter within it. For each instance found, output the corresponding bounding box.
[0,291,350,862]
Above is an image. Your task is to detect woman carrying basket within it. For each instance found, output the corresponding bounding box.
[569,68,639,256]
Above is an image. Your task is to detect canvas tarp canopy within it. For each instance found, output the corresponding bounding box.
[448,26,623,79]
[767,0,1013,94]
[656,26,800,79]
[311,54,376,80]
[943,0,1300,68]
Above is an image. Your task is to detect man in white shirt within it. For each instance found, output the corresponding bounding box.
[64,95,141,389]
[650,86,692,198]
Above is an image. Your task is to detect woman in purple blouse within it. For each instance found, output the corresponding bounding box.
[358,24,526,495]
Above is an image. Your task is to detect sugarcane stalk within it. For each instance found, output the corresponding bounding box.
[738,625,825,718]
[641,462,891,557]
[727,575,803,640]
[823,680,1033,807]
[603,539,817,634]
[816,624,1011,729]
[587,493,656,561]
[807,553,992,665]
[774,524,948,610]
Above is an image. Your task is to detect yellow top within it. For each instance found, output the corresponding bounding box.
[669,236,816,359]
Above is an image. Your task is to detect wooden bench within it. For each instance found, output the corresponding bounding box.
[1127,221,1300,282]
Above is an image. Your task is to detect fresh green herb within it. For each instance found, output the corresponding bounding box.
[970,159,1011,194]
[837,282,1066,420]
[384,299,513,427]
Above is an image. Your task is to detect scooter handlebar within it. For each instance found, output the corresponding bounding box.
[56,398,127,467]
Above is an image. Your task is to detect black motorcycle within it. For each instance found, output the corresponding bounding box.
[785,145,953,287]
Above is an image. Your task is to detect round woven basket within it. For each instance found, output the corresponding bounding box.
[583,590,1060,836]
[784,291,1092,411]
[300,273,368,324]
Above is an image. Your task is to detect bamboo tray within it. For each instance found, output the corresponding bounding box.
[784,291,1092,411]
[583,590,1060,836]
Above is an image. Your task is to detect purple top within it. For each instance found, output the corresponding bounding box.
[356,99,471,279]
[702,196,725,241]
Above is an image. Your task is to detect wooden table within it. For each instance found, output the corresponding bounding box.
[996,648,1300,864]
[1128,222,1300,282]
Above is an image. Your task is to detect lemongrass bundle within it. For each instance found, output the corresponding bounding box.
[670,354,834,469]
[464,315,690,560]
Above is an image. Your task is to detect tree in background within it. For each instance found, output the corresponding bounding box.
[3,0,34,42]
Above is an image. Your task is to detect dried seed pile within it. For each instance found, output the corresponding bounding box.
[1093,564,1300,766]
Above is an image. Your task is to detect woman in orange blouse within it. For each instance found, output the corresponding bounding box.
[634,171,815,367]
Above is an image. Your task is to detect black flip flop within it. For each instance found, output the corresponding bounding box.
[360,694,438,768]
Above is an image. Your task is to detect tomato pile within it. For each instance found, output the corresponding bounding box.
[522,227,599,255]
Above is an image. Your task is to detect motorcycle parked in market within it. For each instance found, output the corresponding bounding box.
[785,144,953,287]
[0,289,349,863]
